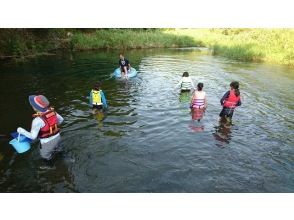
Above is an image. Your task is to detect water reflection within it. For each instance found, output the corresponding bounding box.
[213,118,232,146]
[189,120,205,132]
[92,109,106,127]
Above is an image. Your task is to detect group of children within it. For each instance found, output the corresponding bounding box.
[177,72,241,123]
[15,68,241,162]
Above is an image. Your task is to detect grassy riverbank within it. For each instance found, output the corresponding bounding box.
[167,29,294,66]
[0,28,293,66]
[71,29,198,50]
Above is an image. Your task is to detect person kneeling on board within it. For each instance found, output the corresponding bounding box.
[119,53,131,78]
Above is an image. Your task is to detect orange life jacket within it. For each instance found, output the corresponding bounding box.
[223,90,240,109]
[33,109,60,138]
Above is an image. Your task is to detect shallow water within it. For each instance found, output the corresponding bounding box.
[0,48,293,192]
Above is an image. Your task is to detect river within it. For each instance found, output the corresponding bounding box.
[0,48,293,192]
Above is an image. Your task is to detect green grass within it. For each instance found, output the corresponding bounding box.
[70,29,198,50]
[1,28,294,67]
[166,28,294,66]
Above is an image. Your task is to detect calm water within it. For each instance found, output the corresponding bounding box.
[0,48,293,192]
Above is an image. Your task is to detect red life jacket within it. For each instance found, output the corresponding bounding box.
[33,110,60,138]
[223,90,240,109]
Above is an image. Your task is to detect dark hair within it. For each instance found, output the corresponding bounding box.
[182,71,189,77]
[230,81,240,96]
[197,83,204,91]
[94,82,101,90]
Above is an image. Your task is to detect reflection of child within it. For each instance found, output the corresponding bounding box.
[89,83,108,110]
[219,81,241,123]
[190,83,207,121]
[176,72,195,92]
[17,95,64,160]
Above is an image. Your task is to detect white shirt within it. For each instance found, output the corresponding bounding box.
[176,76,195,89]
[18,112,64,144]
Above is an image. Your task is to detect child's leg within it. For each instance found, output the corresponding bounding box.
[40,135,61,160]
[123,66,128,77]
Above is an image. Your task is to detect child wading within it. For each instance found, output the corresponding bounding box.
[176,71,195,92]
[190,83,207,122]
[17,95,64,160]
[89,83,108,111]
[219,81,241,123]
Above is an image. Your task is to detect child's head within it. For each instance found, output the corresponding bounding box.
[197,83,204,91]
[119,53,124,59]
[29,95,50,113]
[230,81,240,96]
[94,82,101,91]
[182,72,189,77]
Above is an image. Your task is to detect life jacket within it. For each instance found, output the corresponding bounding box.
[181,77,193,90]
[192,91,206,109]
[91,90,102,105]
[223,90,240,109]
[33,109,60,138]
[192,99,205,108]
[181,82,192,90]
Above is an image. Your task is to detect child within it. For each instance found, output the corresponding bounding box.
[89,83,108,110]
[176,72,195,92]
[190,83,207,121]
[119,53,131,77]
[219,81,241,123]
[17,95,64,160]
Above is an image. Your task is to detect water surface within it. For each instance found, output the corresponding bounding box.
[0,48,293,192]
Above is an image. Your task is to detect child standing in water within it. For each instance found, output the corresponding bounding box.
[190,83,207,121]
[89,83,108,110]
[17,95,64,160]
[176,71,195,92]
[219,81,241,123]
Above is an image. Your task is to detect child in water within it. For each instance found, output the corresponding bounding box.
[190,83,207,122]
[17,95,64,160]
[119,53,131,77]
[176,71,195,92]
[89,83,108,110]
[219,81,241,123]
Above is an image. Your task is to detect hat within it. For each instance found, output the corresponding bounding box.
[29,95,49,112]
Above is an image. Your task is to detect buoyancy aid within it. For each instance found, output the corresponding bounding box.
[223,90,240,109]
[192,99,205,108]
[33,109,60,138]
[91,90,102,105]
[192,91,206,109]
[181,82,192,90]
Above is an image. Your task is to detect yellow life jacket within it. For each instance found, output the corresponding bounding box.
[92,90,102,105]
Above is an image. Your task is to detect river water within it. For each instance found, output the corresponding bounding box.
[0,48,293,192]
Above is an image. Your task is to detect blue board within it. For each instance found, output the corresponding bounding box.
[114,67,137,78]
